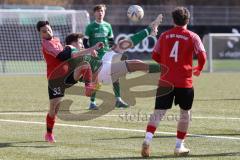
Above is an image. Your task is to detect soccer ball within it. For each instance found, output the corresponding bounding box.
[127,5,144,22]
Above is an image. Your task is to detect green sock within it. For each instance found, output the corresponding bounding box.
[148,63,161,73]
[113,81,121,98]
[130,26,151,46]
[90,92,96,102]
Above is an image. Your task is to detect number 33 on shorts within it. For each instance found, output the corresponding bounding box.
[52,87,62,96]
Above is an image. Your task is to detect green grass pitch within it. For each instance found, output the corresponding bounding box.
[0,72,240,159]
[1,59,240,74]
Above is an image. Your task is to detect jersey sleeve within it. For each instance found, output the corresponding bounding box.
[42,39,62,57]
[192,34,207,71]
[152,35,162,63]
[192,34,206,55]
[85,24,91,39]
[108,24,114,38]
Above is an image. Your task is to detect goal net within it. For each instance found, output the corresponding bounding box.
[203,33,240,72]
[0,9,90,75]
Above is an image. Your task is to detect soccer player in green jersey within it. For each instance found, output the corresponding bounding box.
[69,14,163,88]
[84,4,129,110]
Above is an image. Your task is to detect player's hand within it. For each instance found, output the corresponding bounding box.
[91,50,98,57]
[193,66,201,76]
[94,42,104,50]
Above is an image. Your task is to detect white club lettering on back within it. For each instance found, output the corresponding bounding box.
[166,34,189,40]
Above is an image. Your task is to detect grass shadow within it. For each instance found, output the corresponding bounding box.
[58,151,240,159]
[0,140,54,148]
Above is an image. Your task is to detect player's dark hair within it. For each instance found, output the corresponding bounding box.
[65,33,84,45]
[36,21,50,32]
[93,4,106,12]
[172,7,190,26]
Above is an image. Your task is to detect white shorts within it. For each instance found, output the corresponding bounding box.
[101,50,123,63]
[97,50,128,84]
[97,61,128,85]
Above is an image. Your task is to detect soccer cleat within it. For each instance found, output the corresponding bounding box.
[44,133,56,143]
[174,145,190,156]
[115,100,129,108]
[89,102,99,110]
[141,142,150,157]
[149,14,163,36]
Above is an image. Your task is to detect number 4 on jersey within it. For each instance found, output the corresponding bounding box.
[170,41,179,62]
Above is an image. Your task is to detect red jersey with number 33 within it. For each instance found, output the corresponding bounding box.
[152,26,206,88]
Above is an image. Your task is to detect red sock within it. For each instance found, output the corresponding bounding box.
[46,114,55,134]
[81,65,92,83]
[146,125,156,134]
[177,130,187,139]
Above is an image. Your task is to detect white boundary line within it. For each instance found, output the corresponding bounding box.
[0,119,240,140]
[0,112,239,120]
[193,116,240,120]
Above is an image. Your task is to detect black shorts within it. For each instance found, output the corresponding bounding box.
[155,87,194,110]
[48,72,77,100]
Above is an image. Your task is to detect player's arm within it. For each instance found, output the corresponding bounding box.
[152,36,162,64]
[57,42,104,61]
[83,24,91,48]
[83,37,90,48]
[108,37,114,48]
[192,34,207,76]
[71,42,103,58]
[56,46,72,61]
[108,24,115,48]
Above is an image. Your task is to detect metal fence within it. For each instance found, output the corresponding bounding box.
[1,4,240,26]
[69,5,240,26]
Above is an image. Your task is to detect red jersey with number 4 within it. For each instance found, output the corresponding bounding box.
[42,37,69,80]
[152,26,206,88]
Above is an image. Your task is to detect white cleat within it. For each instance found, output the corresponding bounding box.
[149,14,163,36]
[174,145,190,156]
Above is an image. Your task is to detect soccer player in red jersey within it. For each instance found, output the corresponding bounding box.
[141,7,206,157]
[36,21,103,143]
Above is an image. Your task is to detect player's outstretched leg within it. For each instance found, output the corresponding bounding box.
[124,60,161,73]
[108,60,161,86]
